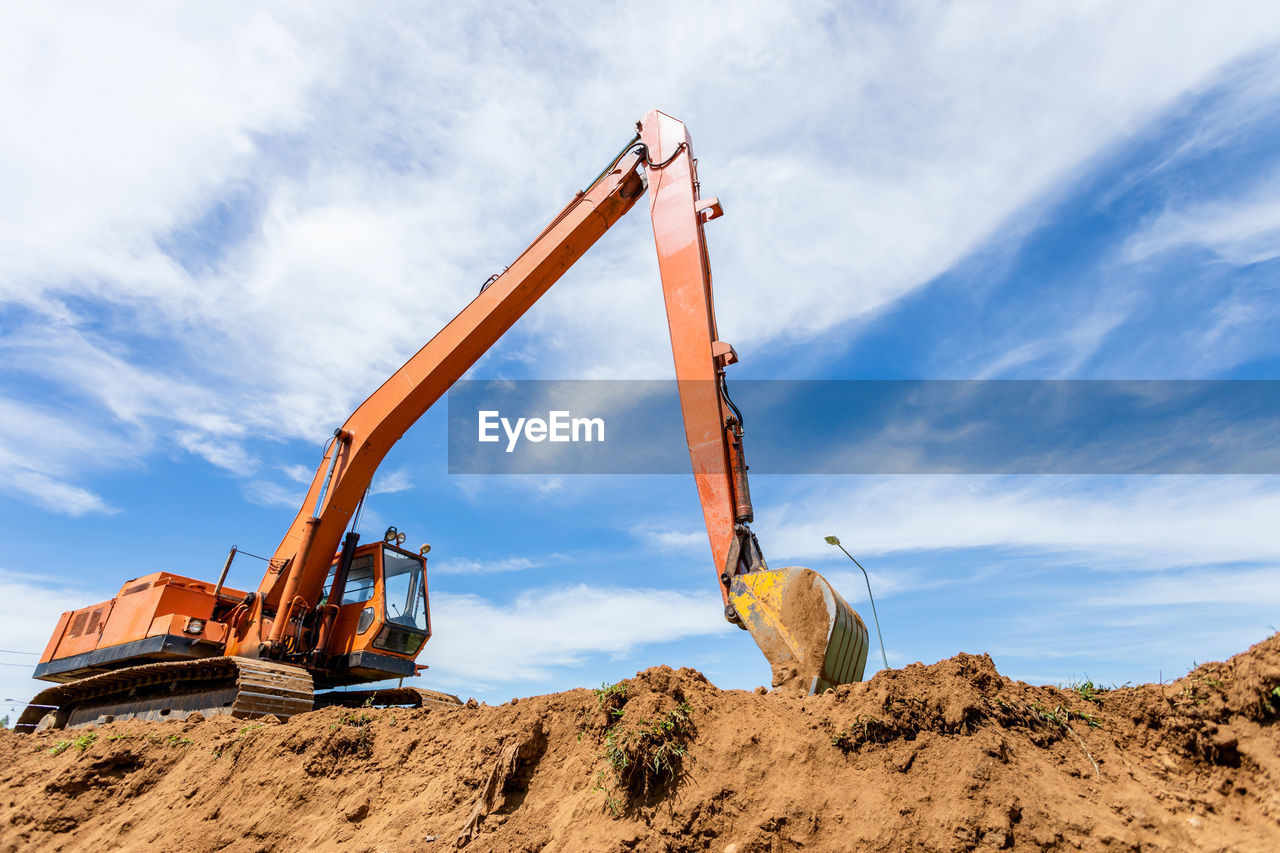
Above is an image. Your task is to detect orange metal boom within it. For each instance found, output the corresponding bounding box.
[235,110,758,657]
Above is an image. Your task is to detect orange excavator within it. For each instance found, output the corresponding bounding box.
[18,111,867,733]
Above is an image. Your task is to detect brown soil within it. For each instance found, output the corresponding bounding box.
[1,634,1277,852]
[774,569,833,690]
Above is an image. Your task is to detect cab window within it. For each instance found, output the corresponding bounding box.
[382,547,428,631]
[341,554,376,605]
[320,554,376,606]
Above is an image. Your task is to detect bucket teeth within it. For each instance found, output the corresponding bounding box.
[730,567,869,694]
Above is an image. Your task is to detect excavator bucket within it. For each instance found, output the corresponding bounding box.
[729,568,869,694]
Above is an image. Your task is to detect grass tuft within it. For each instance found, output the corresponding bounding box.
[48,731,97,756]
[589,691,694,818]
[593,681,627,719]
[1064,679,1106,705]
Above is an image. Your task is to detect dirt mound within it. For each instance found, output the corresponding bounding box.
[1,634,1277,852]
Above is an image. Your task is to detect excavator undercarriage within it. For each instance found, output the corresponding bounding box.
[15,657,462,733]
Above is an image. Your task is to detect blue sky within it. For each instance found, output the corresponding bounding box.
[3,3,1280,716]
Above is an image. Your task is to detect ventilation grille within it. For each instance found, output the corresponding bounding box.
[68,607,106,639]
[68,611,89,638]
[121,583,150,596]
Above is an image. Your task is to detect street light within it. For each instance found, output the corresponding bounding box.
[825,535,889,672]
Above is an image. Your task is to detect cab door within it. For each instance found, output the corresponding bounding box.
[319,548,379,654]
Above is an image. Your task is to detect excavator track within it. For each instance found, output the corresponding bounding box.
[15,657,314,733]
[315,686,465,713]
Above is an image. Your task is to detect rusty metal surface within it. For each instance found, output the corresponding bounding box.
[15,657,314,732]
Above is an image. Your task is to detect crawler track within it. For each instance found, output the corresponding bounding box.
[314,685,464,712]
[15,658,314,733]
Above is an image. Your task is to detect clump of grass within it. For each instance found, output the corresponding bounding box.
[1031,702,1100,730]
[330,710,373,730]
[1024,702,1101,779]
[831,714,895,752]
[165,734,193,748]
[590,695,694,817]
[328,710,374,758]
[48,731,97,756]
[593,681,627,719]
[603,703,692,792]
[1065,679,1106,705]
[213,723,264,758]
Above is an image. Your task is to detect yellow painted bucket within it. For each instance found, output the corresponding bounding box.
[730,567,868,694]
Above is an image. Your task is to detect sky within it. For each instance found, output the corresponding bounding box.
[3,2,1280,719]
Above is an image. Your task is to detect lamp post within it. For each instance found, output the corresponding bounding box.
[825,535,889,672]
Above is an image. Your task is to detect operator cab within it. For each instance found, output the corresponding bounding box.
[317,528,431,685]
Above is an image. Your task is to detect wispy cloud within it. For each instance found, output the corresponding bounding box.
[243,479,306,510]
[0,5,319,302]
[0,397,130,516]
[534,477,564,496]
[176,431,259,476]
[632,526,707,552]
[5,471,116,517]
[1127,171,1280,266]
[760,475,1280,568]
[433,556,541,576]
[279,464,313,484]
[370,468,413,496]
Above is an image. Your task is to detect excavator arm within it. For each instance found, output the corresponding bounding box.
[238,110,868,693]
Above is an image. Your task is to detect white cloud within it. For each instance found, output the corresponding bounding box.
[0,397,131,516]
[5,471,116,518]
[176,431,260,476]
[973,309,1133,380]
[818,565,946,603]
[433,556,540,576]
[369,468,413,496]
[523,1,1280,371]
[418,583,732,689]
[1082,565,1280,609]
[0,4,319,303]
[534,477,565,496]
[976,562,1280,683]
[633,526,707,552]
[0,569,112,718]
[279,464,314,484]
[759,475,1280,568]
[1127,172,1280,266]
[244,479,307,510]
